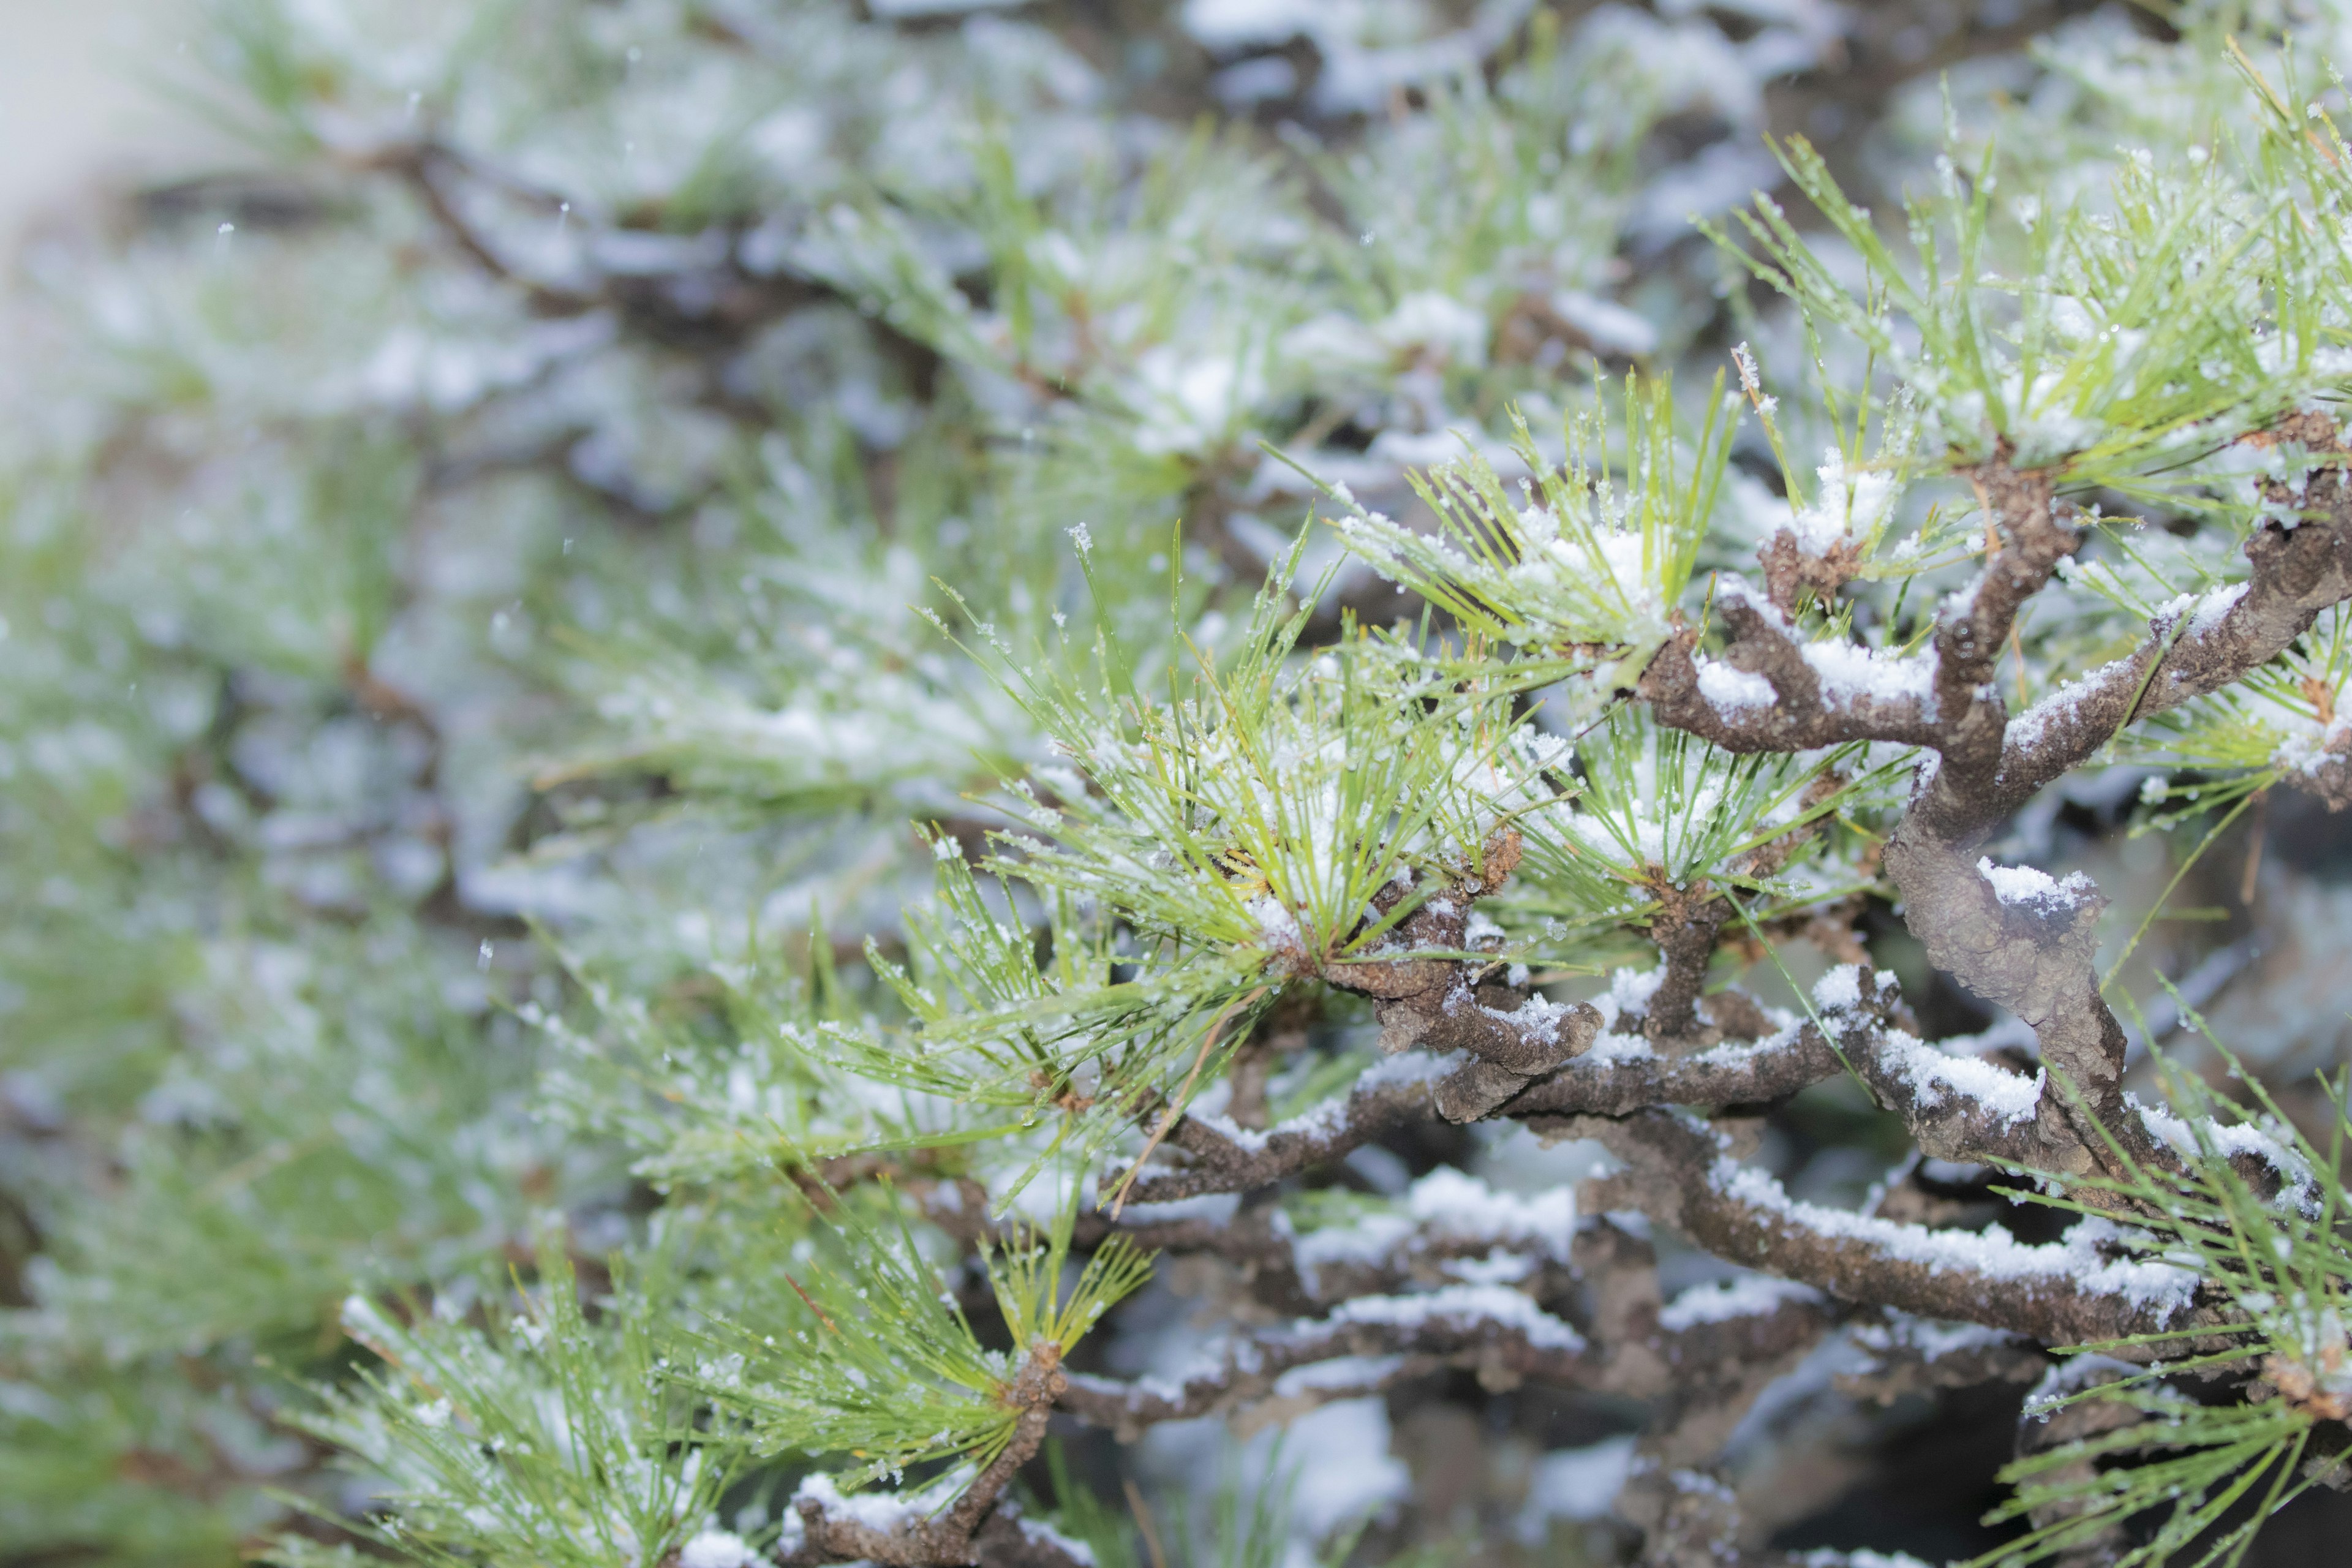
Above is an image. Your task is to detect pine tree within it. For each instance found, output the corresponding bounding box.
[11,3,2352,1566]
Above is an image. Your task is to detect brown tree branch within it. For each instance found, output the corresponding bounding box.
[1112,1049,1452,1204]
[1640,581,1942,753]
[1636,431,2352,1188]
[1550,1107,2217,1350]
[1123,967,2068,1205]
[1057,1284,1594,1438]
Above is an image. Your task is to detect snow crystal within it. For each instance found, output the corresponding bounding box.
[679,1531,756,1568]
[1657,1275,1823,1332]
[1977,856,2094,914]
[1696,659,1777,714]
[1732,341,1763,399]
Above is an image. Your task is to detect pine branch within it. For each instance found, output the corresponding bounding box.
[777,1349,1066,1567]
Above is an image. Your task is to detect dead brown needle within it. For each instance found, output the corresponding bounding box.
[1107,986,1266,1218]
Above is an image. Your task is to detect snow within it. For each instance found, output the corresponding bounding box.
[1514,1436,1635,1542]
[1696,659,1777,714]
[1809,965,1863,1014]
[1212,55,1298,105]
[1294,1169,1575,1285]
[1278,1397,1412,1539]
[1126,344,1264,456]
[1977,856,2095,914]
[1179,1052,1462,1156]
[1816,976,2048,1127]
[1849,1317,2019,1364]
[679,1531,756,1568]
[1355,1049,1468,1090]
[1786,450,1899,552]
[2274,725,2351,775]
[1575,963,1682,1061]
[1657,1275,1823,1332]
[1878,1030,2045,1127]
[1469,986,1588,1049]
[1632,141,1782,246]
[1180,0,1319,48]
[1120,1193,1242,1225]
[1019,1518,1098,1564]
[2003,654,2139,756]
[1378,291,1490,368]
[1550,290,1657,356]
[794,1471,970,1531]
[1405,1167,1574,1245]
[1706,580,1931,714]
[867,0,1024,13]
[1329,1283,1586,1351]
[1608,963,1667,1016]
[1711,1158,2198,1318]
[1802,636,1938,713]
[1184,0,1544,115]
[2187,580,2247,636]
[1272,1354,1408,1396]
[2133,1098,2315,1201]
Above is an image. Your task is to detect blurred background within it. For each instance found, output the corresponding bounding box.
[0,2,227,252]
